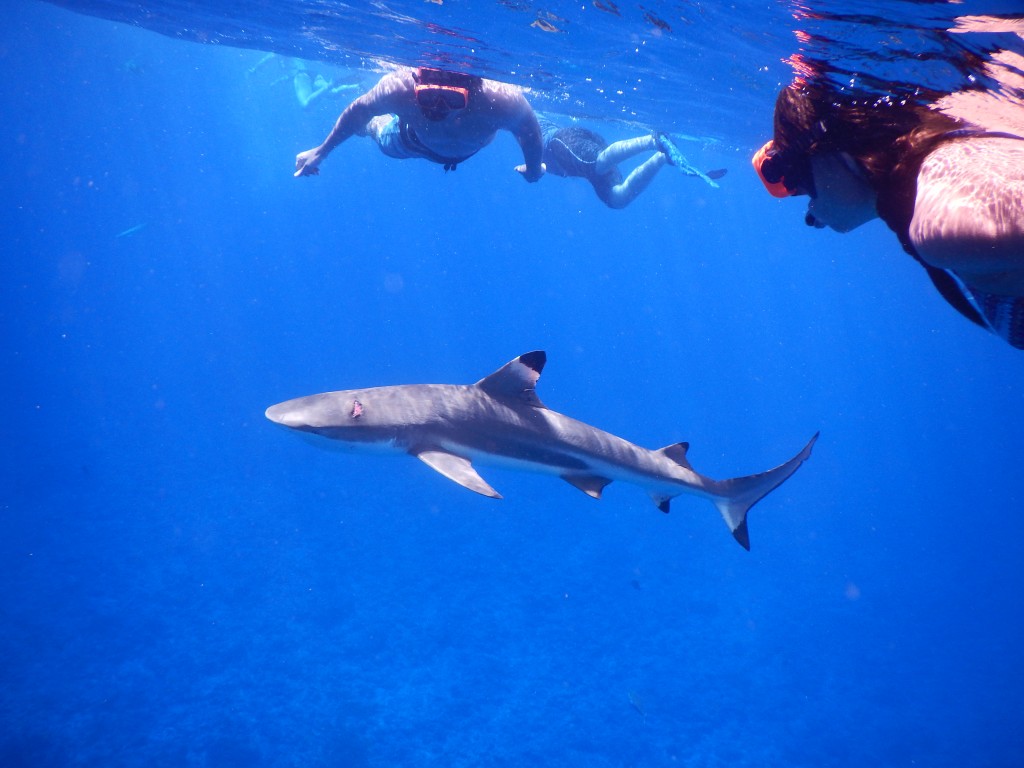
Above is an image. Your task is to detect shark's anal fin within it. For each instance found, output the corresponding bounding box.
[651,443,691,513]
[561,473,612,499]
[416,450,502,499]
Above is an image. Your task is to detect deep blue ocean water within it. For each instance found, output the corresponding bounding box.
[3,2,1024,766]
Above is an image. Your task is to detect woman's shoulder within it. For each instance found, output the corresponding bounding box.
[921,133,1024,188]
[911,133,1024,285]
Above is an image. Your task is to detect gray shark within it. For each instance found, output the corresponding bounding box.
[265,351,818,549]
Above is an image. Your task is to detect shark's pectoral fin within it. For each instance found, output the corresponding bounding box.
[415,450,502,499]
[562,473,612,499]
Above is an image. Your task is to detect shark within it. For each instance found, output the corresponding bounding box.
[265,351,818,549]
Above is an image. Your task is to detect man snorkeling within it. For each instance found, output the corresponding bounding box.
[294,66,545,181]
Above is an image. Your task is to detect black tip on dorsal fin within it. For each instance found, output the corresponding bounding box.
[518,350,546,376]
[475,351,547,407]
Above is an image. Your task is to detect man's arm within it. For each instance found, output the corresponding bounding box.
[490,84,545,182]
[294,71,411,177]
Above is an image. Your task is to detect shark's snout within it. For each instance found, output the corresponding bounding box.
[265,402,306,428]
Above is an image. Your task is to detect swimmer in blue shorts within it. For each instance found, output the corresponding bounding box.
[295,67,545,181]
[519,116,724,209]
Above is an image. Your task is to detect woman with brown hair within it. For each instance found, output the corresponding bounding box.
[753,79,1024,349]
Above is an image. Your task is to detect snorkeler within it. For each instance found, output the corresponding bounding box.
[294,67,545,181]
[248,53,360,110]
[752,78,1024,349]
[524,116,724,209]
[292,65,359,110]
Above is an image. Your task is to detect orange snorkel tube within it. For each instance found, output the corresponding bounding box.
[752,140,793,198]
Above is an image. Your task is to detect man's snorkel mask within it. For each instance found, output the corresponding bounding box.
[414,67,477,122]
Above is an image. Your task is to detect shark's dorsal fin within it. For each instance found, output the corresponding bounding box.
[416,450,502,498]
[475,351,547,408]
[657,442,692,470]
[562,473,612,499]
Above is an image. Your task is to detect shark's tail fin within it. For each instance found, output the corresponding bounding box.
[710,433,819,550]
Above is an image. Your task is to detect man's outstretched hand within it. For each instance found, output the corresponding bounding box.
[514,162,546,183]
[294,148,323,177]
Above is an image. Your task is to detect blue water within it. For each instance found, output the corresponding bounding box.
[3,2,1024,766]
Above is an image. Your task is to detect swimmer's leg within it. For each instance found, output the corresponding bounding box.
[294,72,315,108]
[595,135,659,175]
[601,152,668,209]
[295,73,334,109]
[247,52,277,76]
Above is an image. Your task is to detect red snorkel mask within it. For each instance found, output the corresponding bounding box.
[414,68,473,121]
[752,140,795,198]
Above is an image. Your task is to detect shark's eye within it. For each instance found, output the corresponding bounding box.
[350,400,363,419]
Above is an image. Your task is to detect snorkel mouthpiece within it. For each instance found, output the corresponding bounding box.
[752,140,793,198]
